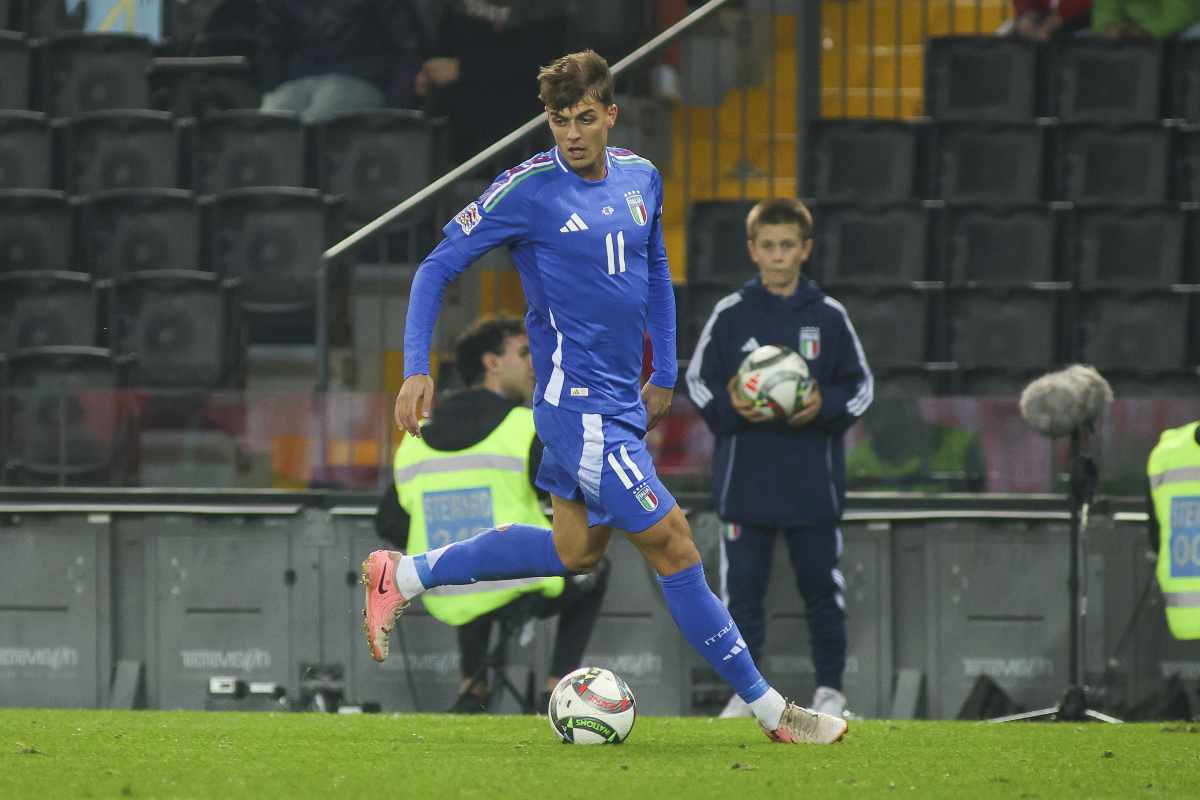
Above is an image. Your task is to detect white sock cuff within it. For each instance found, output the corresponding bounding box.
[393,554,426,599]
[749,687,787,731]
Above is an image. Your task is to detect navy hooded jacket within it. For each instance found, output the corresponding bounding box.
[685,277,873,528]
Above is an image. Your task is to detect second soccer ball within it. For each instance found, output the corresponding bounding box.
[735,344,814,419]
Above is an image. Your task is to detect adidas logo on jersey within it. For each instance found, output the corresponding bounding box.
[559,212,589,233]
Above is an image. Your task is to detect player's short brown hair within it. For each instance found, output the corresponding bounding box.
[454,314,525,387]
[537,50,615,111]
[745,198,814,241]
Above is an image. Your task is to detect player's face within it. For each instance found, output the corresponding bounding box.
[546,97,618,180]
[748,223,813,296]
[494,334,534,404]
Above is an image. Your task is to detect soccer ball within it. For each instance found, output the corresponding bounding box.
[547,667,637,745]
[735,344,814,418]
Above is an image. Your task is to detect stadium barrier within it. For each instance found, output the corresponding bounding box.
[1,494,1194,718]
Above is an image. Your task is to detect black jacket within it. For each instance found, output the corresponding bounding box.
[258,0,427,105]
[374,387,543,549]
[685,277,873,527]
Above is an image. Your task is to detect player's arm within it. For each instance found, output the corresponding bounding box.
[810,302,874,434]
[643,170,678,431]
[685,307,759,434]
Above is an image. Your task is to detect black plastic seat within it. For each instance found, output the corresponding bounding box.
[941,204,1061,285]
[933,122,1047,204]
[1170,40,1200,121]
[1049,39,1163,123]
[0,271,96,353]
[190,110,306,195]
[78,188,200,277]
[61,110,180,194]
[1074,206,1184,288]
[0,189,74,272]
[946,286,1065,368]
[314,109,444,226]
[1,345,130,485]
[824,284,930,367]
[109,270,239,389]
[0,30,30,109]
[1079,290,1189,371]
[203,187,338,314]
[1054,123,1171,205]
[38,32,153,116]
[149,55,259,117]
[685,200,756,285]
[678,281,743,361]
[924,36,1040,122]
[806,120,921,203]
[808,202,931,285]
[0,110,50,189]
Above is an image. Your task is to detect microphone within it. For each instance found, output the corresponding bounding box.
[1019,365,1114,438]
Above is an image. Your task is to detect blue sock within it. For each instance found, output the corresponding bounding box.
[657,562,769,704]
[412,524,568,588]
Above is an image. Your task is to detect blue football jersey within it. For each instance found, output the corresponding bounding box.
[431,146,677,417]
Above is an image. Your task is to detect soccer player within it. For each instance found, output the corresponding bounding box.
[362,50,847,744]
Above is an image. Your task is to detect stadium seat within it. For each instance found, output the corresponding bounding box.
[946,287,1064,368]
[806,120,922,203]
[0,30,29,109]
[825,285,931,366]
[78,189,200,277]
[952,367,1047,397]
[38,32,153,116]
[109,270,239,389]
[1048,39,1163,122]
[932,122,1047,204]
[924,36,1040,122]
[1176,126,1200,203]
[1170,41,1200,121]
[1074,206,1184,287]
[0,271,96,353]
[808,202,931,285]
[0,0,13,31]
[0,345,130,485]
[1078,289,1189,371]
[685,200,756,285]
[61,110,180,195]
[149,56,259,118]
[203,187,338,314]
[0,110,50,189]
[0,189,74,271]
[941,204,1061,285]
[314,109,444,226]
[1053,123,1171,205]
[190,110,306,195]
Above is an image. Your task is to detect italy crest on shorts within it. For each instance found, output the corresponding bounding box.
[634,483,658,512]
[800,326,821,360]
[625,190,648,226]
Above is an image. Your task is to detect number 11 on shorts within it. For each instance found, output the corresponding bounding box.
[605,231,626,275]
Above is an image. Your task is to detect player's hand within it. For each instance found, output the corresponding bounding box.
[787,382,823,428]
[642,382,673,432]
[727,376,773,424]
[395,374,434,437]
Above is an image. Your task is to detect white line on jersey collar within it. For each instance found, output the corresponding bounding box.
[553,148,568,172]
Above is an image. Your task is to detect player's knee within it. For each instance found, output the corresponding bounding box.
[562,548,605,574]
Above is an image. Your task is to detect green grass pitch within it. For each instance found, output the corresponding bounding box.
[3,710,1199,799]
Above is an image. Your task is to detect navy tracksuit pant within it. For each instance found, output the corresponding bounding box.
[720,522,847,691]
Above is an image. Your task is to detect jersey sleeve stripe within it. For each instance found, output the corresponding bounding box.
[685,291,744,408]
[482,161,555,211]
[822,296,874,417]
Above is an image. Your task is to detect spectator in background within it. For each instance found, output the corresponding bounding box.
[1009,0,1094,39]
[1092,0,1200,37]
[257,0,427,123]
[375,315,609,713]
[417,1,572,163]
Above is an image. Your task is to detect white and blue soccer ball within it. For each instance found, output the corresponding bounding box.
[735,344,814,418]
[547,667,637,745]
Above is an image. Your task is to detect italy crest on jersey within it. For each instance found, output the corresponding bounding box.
[625,190,648,226]
[800,326,821,360]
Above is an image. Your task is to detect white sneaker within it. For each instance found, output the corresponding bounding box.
[717,693,753,719]
[811,686,847,718]
[761,701,849,744]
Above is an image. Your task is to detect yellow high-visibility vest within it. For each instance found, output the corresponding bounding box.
[393,406,562,626]
[1147,421,1200,639]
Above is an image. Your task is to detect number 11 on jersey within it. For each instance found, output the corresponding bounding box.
[605,231,626,275]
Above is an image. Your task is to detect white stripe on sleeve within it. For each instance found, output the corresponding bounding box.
[823,296,874,417]
[684,292,744,409]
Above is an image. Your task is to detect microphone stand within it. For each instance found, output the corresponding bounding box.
[989,425,1122,724]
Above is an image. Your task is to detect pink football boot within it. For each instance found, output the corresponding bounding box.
[360,550,410,662]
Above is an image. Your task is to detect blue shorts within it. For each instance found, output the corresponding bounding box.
[533,402,676,533]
